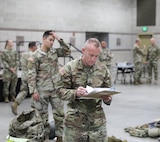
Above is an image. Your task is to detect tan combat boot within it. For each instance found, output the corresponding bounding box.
[11,96,16,101]
[4,97,9,103]
[11,102,19,115]
[154,80,158,85]
[56,136,63,142]
[138,80,143,84]
[134,81,139,85]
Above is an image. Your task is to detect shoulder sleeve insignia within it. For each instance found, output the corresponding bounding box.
[59,67,66,76]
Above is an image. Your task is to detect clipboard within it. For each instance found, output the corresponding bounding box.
[80,86,121,99]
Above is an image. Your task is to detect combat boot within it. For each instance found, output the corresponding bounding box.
[154,80,158,85]
[11,102,19,115]
[11,96,16,101]
[56,136,63,142]
[4,97,9,103]
[147,79,151,84]
[138,80,143,84]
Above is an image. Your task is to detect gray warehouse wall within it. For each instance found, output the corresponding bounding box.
[0,0,160,69]
[0,0,134,33]
[0,0,135,52]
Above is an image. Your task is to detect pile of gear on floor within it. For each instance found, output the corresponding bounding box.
[6,108,129,142]
[124,119,160,141]
[107,136,128,142]
[6,109,55,142]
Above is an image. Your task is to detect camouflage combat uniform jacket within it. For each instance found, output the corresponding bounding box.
[1,48,19,98]
[56,58,111,141]
[147,45,159,63]
[133,45,144,64]
[28,39,70,138]
[28,39,71,94]
[133,44,144,83]
[146,44,159,81]
[21,51,33,81]
[14,51,34,104]
[1,48,19,78]
[99,48,112,67]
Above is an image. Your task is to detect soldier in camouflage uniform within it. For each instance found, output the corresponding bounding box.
[28,31,71,142]
[99,40,113,70]
[133,38,144,85]
[1,39,19,103]
[146,38,159,84]
[11,42,37,115]
[55,38,112,142]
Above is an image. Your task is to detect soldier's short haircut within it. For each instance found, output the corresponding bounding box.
[135,38,140,43]
[84,38,101,49]
[43,30,53,38]
[28,42,36,48]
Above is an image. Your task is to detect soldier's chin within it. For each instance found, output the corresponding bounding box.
[88,63,95,67]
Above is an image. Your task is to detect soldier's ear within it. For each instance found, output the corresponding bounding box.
[82,47,85,54]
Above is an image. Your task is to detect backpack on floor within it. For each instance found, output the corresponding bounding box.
[8,109,47,142]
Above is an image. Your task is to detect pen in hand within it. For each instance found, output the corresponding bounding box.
[77,86,88,97]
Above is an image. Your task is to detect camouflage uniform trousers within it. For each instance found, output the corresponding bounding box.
[15,79,29,105]
[148,61,158,81]
[31,90,64,138]
[107,65,111,72]
[63,109,107,142]
[134,62,142,83]
[3,71,18,99]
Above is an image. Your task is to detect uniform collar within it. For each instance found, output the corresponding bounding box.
[77,57,100,71]
[37,47,49,55]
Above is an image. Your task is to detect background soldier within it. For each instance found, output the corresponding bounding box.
[147,38,159,84]
[133,38,144,85]
[99,40,113,70]
[28,30,71,142]
[1,39,19,103]
[55,38,112,142]
[11,42,37,115]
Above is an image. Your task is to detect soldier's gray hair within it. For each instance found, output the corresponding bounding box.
[135,38,141,43]
[84,38,101,49]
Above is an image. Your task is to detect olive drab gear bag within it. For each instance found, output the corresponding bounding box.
[8,109,47,142]
[108,136,128,142]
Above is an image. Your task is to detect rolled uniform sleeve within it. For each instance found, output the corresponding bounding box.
[27,55,38,94]
[56,39,71,57]
[102,67,112,87]
[101,66,112,105]
[1,52,10,70]
[55,66,77,101]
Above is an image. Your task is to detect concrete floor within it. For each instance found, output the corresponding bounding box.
[0,78,160,142]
